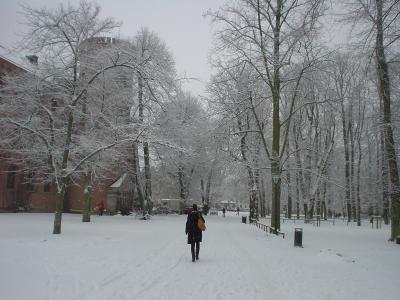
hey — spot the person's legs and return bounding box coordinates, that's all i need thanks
[195,241,200,260]
[191,242,195,262]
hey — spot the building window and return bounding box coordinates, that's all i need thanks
[26,172,34,192]
[6,165,17,189]
[44,182,51,193]
[51,99,57,111]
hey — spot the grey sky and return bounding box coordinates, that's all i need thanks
[0,0,226,96]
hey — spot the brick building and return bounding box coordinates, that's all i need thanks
[0,46,112,212]
[0,46,36,211]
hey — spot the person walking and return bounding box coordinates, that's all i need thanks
[236,207,240,216]
[97,201,105,216]
[222,207,226,217]
[185,204,205,262]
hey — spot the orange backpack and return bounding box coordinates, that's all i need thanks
[197,215,206,231]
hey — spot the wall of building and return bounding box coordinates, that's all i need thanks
[0,160,31,210]
[0,50,117,214]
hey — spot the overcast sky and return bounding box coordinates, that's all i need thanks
[0,0,350,97]
[0,0,226,96]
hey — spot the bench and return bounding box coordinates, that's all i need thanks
[282,217,302,223]
[370,216,382,229]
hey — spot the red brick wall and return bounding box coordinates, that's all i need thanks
[0,56,112,213]
[67,181,109,211]
[0,57,26,81]
[29,192,55,211]
[0,161,41,210]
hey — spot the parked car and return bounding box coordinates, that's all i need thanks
[209,208,218,215]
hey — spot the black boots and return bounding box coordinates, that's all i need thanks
[191,242,200,262]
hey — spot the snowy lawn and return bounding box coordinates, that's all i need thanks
[0,212,399,300]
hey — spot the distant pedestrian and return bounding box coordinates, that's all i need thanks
[222,207,226,217]
[97,201,105,216]
[236,207,240,216]
[185,204,205,262]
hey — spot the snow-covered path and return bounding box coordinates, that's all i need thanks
[0,213,399,300]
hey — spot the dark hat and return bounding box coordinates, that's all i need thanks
[192,204,198,211]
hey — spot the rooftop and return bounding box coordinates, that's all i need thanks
[0,44,34,73]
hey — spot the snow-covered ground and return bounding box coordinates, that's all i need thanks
[0,212,399,300]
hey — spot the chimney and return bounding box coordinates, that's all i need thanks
[26,55,38,65]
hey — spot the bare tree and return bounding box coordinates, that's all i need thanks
[343,0,400,240]
[207,62,265,221]
[129,28,176,212]
[209,0,326,231]
[152,91,213,210]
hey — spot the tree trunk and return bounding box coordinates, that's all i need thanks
[53,101,74,234]
[254,169,260,221]
[322,174,328,220]
[143,141,152,211]
[63,177,70,213]
[304,203,308,222]
[341,101,352,223]
[132,142,145,210]
[237,111,256,221]
[271,160,281,231]
[254,0,282,232]
[286,146,292,219]
[350,122,357,222]
[253,138,262,220]
[53,185,65,234]
[309,199,315,219]
[137,71,149,211]
[380,106,390,224]
[356,90,365,226]
[82,173,92,222]
[205,169,212,205]
[375,133,381,216]
[376,0,400,241]
[178,164,185,203]
[270,0,282,233]
[293,122,304,220]
[201,179,205,206]
[260,176,266,217]
[304,115,312,217]
[53,102,75,234]
[296,175,300,219]
[356,136,362,226]
[322,201,327,220]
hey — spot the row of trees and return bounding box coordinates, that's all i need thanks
[206,0,400,241]
[2,0,400,243]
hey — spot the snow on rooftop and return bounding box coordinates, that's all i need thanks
[109,173,127,188]
[0,44,35,73]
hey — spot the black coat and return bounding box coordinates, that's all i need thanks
[185,211,205,244]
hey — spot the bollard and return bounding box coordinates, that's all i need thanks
[294,228,303,247]
[242,216,246,224]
